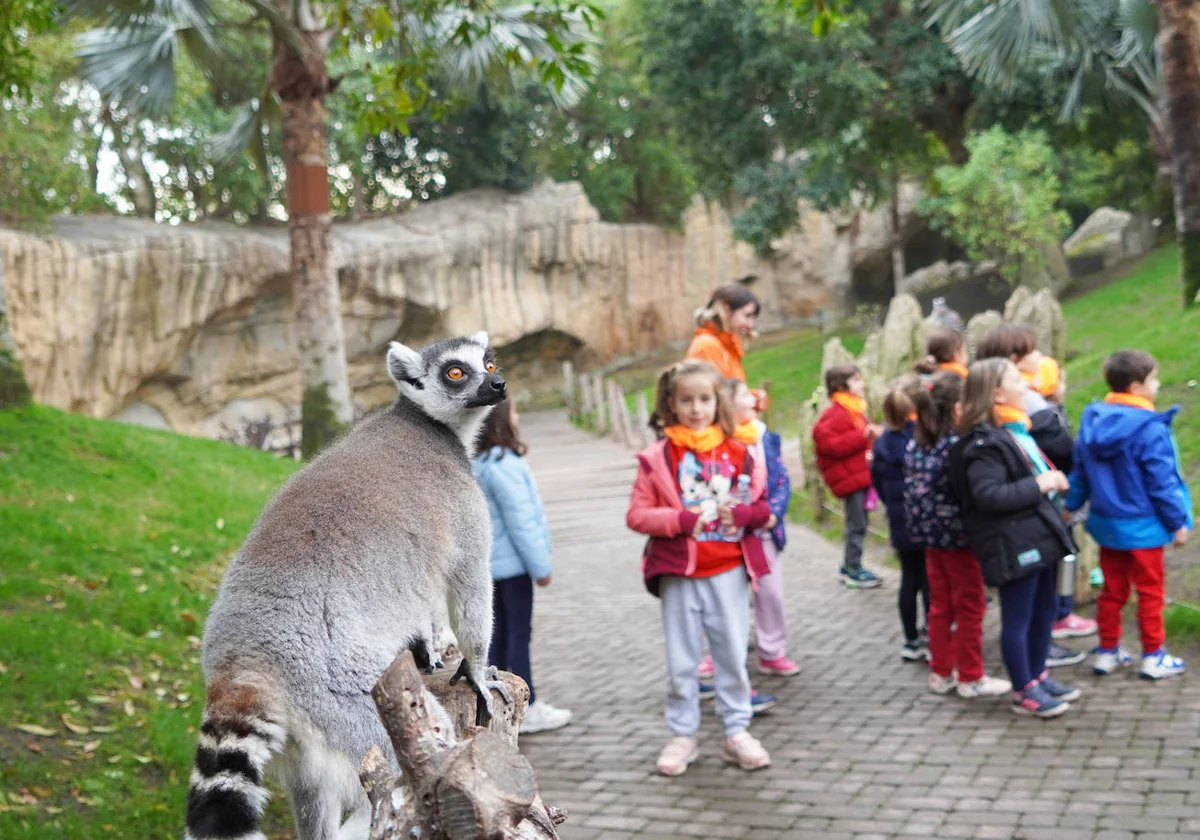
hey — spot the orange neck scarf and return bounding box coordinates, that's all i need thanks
[1105,392,1155,411]
[733,421,760,445]
[663,424,727,453]
[994,404,1031,430]
[939,361,969,378]
[831,392,868,426]
[1020,357,1061,398]
[696,323,745,360]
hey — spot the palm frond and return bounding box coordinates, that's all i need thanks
[209,94,275,164]
[941,0,1084,91]
[77,21,187,116]
[62,0,216,46]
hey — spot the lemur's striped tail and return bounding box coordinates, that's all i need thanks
[184,673,284,840]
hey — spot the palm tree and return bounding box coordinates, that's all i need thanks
[66,0,596,456]
[926,0,1200,306]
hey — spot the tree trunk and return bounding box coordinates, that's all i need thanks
[1157,0,1200,307]
[0,258,32,409]
[270,26,354,459]
[889,183,906,296]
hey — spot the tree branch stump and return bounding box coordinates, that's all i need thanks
[361,651,561,839]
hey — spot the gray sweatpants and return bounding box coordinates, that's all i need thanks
[660,567,753,738]
[843,488,868,570]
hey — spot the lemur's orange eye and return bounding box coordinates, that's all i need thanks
[446,367,465,381]
[485,361,497,373]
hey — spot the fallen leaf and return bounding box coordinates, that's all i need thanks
[216,518,225,530]
[132,755,152,764]
[129,568,144,577]
[86,695,113,705]
[187,636,201,650]
[65,493,75,503]
[107,755,121,764]
[29,786,52,798]
[8,791,37,806]
[171,544,179,554]
[61,715,89,735]
[82,740,101,753]
[45,806,63,815]
[89,725,116,734]
[0,661,8,673]
[123,700,135,717]
[25,741,42,754]
[136,584,149,594]
[179,610,196,624]
[127,674,143,690]
[148,671,161,684]
[176,693,190,703]
[13,723,57,736]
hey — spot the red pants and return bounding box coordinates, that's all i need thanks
[926,548,986,682]
[1097,547,1165,653]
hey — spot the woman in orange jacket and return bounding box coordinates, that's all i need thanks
[685,283,761,383]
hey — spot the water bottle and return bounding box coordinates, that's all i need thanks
[1057,553,1077,598]
[721,475,752,539]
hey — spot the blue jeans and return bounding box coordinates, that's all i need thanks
[998,563,1058,690]
[490,575,535,704]
[1055,594,1074,622]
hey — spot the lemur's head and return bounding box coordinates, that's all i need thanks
[387,333,507,443]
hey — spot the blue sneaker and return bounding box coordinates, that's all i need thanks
[1011,682,1069,718]
[839,566,882,589]
[751,691,777,714]
[1091,645,1133,675]
[698,683,776,714]
[1037,675,1082,703]
[1141,648,1186,680]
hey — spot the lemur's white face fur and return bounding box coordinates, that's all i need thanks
[387,332,506,452]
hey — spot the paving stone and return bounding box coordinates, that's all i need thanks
[512,413,1200,839]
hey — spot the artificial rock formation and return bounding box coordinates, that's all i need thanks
[1,181,914,435]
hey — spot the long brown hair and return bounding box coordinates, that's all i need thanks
[882,373,923,430]
[916,328,967,373]
[478,397,527,458]
[958,358,1012,433]
[914,372,964,447]
[650,360,735,437]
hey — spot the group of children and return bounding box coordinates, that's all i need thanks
[814,324,1192,720]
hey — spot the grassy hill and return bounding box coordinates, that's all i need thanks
[0,406,299,837]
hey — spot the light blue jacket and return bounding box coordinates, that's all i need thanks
[472,446,553,582]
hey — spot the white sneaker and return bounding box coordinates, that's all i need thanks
[928,672,957,695]
[520,701,572,734]
[656,736,699,776]
[1141,649,1186,680]
[956,675,1012,698]
[1092,646,1133,675]
[721,731,771,771]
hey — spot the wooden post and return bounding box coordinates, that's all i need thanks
[561,361,576,418]
[593,376,608,434]
[579,373,594,428]
[635,391,653,448]
[607,381,625,446]
[362,652,565,839]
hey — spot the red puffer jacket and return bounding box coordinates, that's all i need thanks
[812,403,873,499]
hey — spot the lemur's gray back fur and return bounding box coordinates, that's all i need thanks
[185,334,507,840]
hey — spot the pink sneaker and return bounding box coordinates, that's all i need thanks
[1051,613,1098,640]
[697,655,715,679]
[758,655,801,677]
[722,731,770,771]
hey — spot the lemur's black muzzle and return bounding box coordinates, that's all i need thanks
[467,373,507,407]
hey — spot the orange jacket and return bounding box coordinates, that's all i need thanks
[685,324,746,382]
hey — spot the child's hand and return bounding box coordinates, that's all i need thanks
[1174,527,1190,547]
[1035,471,1069,494]
[766,514,778,529]
[866,423,884,439]
[692,516,707,538]
[536,575,552,587]
[717,504,735,528]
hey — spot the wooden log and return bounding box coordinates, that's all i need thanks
[363,652,560,840]
[561,361,576,417]
[635,391,653,448]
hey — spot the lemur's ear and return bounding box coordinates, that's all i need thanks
[469,331,489,350]
[387,342,424,389]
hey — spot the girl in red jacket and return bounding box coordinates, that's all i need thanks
[813,363,884,588]
[627,360,773,777]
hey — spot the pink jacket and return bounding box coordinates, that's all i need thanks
[626,438,772,597]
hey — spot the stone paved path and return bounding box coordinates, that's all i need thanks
[515,412,1200,840]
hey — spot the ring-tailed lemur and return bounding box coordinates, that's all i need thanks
[185,333,510,840]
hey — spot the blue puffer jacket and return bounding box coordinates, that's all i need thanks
[472,446,553,581]
[762,428,791,551]
[1065,402,1194,550]
[871,423,918,551]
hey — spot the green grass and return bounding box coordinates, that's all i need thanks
[0,406,298,838]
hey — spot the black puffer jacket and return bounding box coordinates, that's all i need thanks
[1030,404,1074,475]
[948,424,1076,587]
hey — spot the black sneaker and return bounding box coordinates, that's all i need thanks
[1046,643,1086,668]
[901,639,929,661]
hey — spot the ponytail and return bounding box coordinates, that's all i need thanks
[914,371,964,448]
